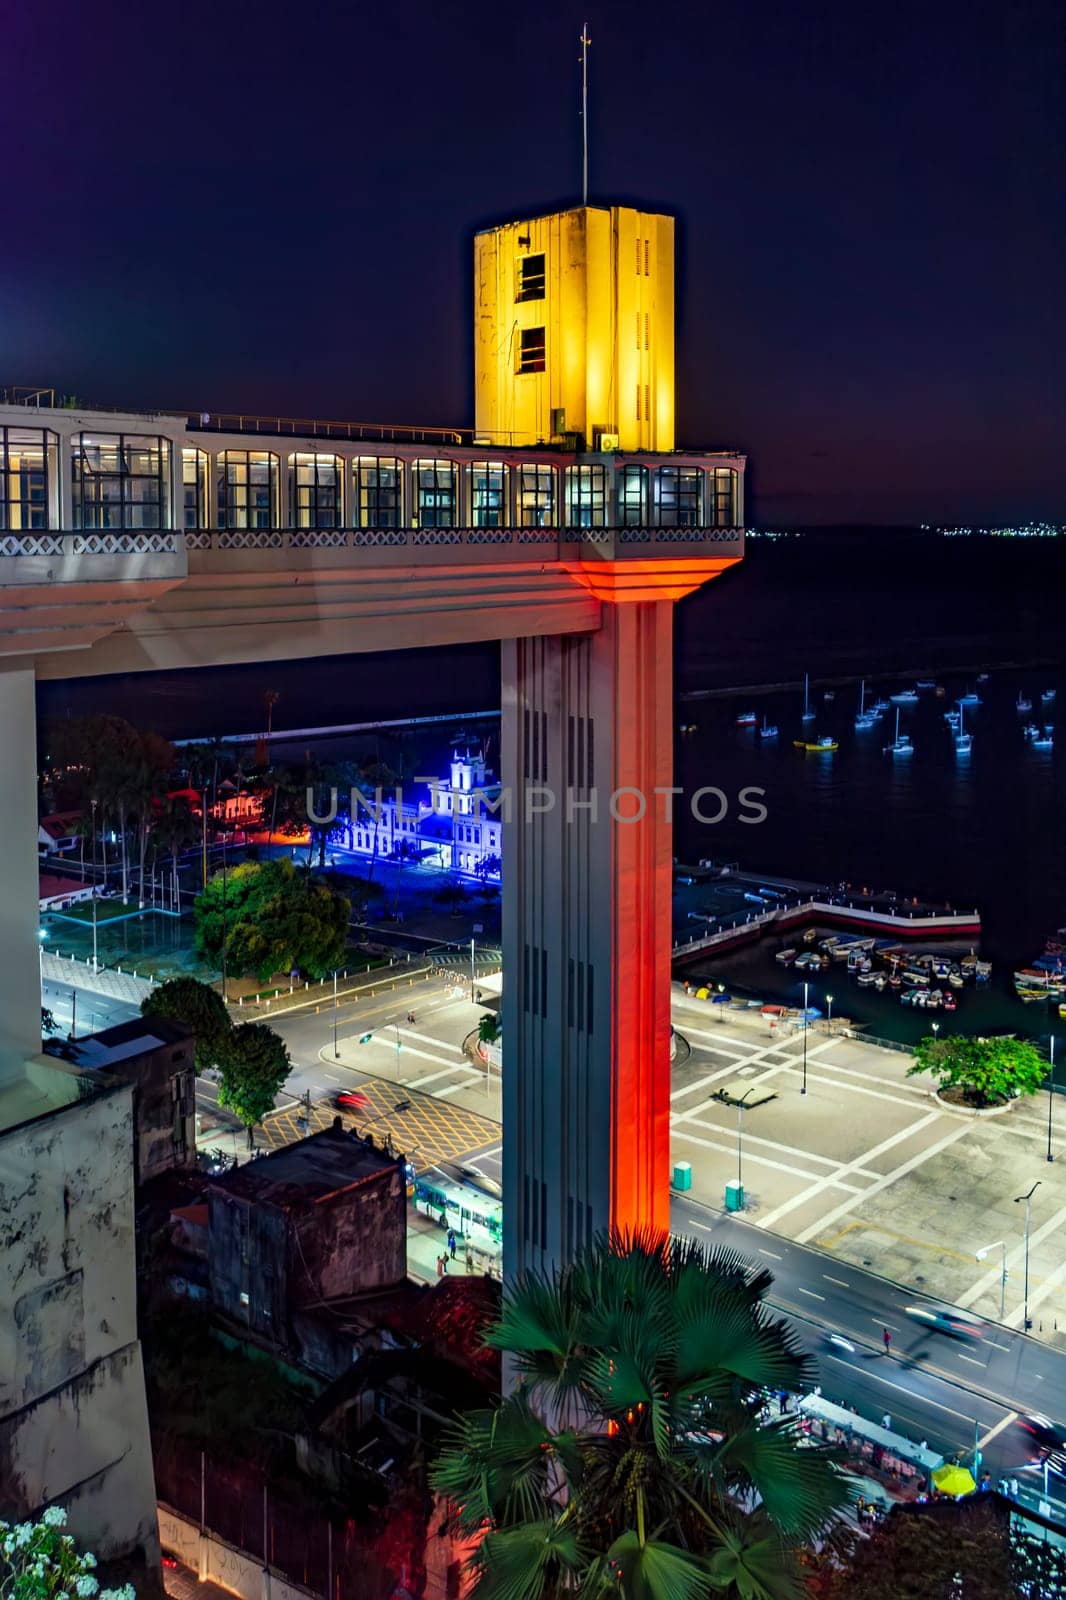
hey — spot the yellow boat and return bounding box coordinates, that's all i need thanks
[794,736,838,753]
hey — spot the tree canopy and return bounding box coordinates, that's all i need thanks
[194,857,350,982]
[907,1035,1048,1107]
[432,1231,850,1600]
[218,1021,291,1135]
[142,976,231,1075]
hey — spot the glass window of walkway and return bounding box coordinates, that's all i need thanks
[517,464,555,527]
[618,463,648,526]
[564,464,606,527]
[710,467,738,527]
[182,448,209,530]
[355,456,402,528]
[0,427,58,530]
[217,450,278,530]
[413,459,457,527]
[656,465,702,526]
[291,454,343,528]
[467,461,508,527]
[72,433,171,530]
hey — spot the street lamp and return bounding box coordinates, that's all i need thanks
[826,993,834,1036]
[470,937,476,1004]
[1014,1181,1041,1332]
[332,969,340,1059]
[976,1240,1008,1321]
[736,1086,757,1204]
[1047,1035,1056,1164]
[716,981,726,1023]
[801,980,809,1094]
[393,1023,403,1080]
[931,1020,940,1040]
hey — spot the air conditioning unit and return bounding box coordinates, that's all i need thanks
[551,407,567,435]
[596,432,620,452]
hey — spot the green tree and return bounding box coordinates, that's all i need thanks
[825,1499,1034,1600]
[41,1007,58,1037]
[194,857,350,982]
[478,1012,501,1046]
[432,1231,849,1600]
[907,1035,1048,1108]
[141,976,231,1075]
[218,1021,291,1145]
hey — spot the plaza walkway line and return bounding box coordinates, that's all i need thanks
[793,1120,974,1245]
[956,1201,1066,1313]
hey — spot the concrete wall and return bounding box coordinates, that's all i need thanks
[158,1507,316,1600]
[291,1164,406,1303]
[0,1071,159,1566]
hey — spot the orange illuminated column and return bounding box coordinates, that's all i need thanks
[501,558,733,1278]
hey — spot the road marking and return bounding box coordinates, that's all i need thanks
[322,1071,340,1082]
[978,1412,1019,1449]
[988,1341,1011,1353]
[957,1354,985,1367]
[793,1119,973,1245]
[797,1287,826,1300]
[759,1248,783,1259]
[872,1319,900,1332]
[823,1275,851,1288]
[691,1221,714,1232]
[821,1355,981,1424]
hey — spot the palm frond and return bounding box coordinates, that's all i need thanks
[704,1524,806,1600]
[697,1421,850,1539]
[591,1528,714,1600]
[474,1520,584,1600]
[431,1395,556,1529]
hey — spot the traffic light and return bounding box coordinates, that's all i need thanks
[359,1032,373,1044]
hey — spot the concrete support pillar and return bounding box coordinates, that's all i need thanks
[0,661,41,1077]
[501,599,674,1279]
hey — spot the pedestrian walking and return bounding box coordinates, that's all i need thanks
[979,1472,992,1493]
[883,1327,892,1355]
[441,1252,449,1274]
[881,1413,892,1431]
[1009,1477,1019,1500]
[778,1390,789,1414]
[436,1255,444,1279]
[447,1229,457,1259]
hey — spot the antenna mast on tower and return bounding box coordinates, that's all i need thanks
[580,23,591,205]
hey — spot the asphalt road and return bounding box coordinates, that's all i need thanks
[42,976,141,1038]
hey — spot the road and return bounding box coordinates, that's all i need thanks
[42,976,141,1038]
[41,973,1066,1502]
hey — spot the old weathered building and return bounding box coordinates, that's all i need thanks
[0,1058,159,1569]
[207,1124,406,1343]
[70,1016,196,1184]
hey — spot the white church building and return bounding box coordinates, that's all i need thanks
[339,746,502,879]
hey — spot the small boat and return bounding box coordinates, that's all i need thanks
[873,973,887,990]
[855,680,878,730]
[744,892,767,904]
[974,960,992,983]
[802,927,819,943]
[957,691,981,707]
[870,697,890,714]
[890,689,919,705]
[794,735,838,752]
[916,680,936,690]
[935,685,947,698]
[801,672,816,723]
[856,972,877,987]
[736,711,758,726]
[888,973,902,988]
[944,710,961,729]
[775,948,798,965]
[948,971,964,989]
[977,672,990,683]
[1033,729,1054,750]
[1023,722,1040,740]
[955,703,972,755]
[1017,693,1033,713]
[759,717,779,739]
[884,706,913,757]
[943,992,957,1011]
[761,1004,786,1015]
[1043,689,1057,703]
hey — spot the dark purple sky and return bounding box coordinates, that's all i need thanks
[4,0,1064,523]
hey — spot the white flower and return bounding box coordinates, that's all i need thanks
[15,1524,34,1547]
[75,1576,99,1596]
[42,1507,68,1529]
[82,1554,97,1569]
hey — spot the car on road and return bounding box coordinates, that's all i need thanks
[903,1303,985,1341]
[333,1089,370,1111]
[1019,1414,1066,1475]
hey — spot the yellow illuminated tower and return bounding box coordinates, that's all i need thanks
[474,205,675,453]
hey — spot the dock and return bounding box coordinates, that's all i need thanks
[672,868,980,963]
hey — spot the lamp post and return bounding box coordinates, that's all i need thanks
[716,981,726,1022]
[1014,1181,1041,1331]
[470,937,476,1003]
[332,969,339,1059]
[91,893,99,973]
[826,992,834,1036]
[737,1086,757,1205]
[801,980,809,1094]
[1047,1035,1056,1164]
[976,1240,1008,1321]
[931,1020,940,1041]
[393,1023,403,1080]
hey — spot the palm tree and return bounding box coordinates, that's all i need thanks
[432,1231,850,1600]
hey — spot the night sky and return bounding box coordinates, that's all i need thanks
[4,0,1064,524]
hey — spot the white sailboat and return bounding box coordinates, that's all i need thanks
[802,672,816,722]
[884,705,913,757]
[954,702,972,755]
[855,679,877,730]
